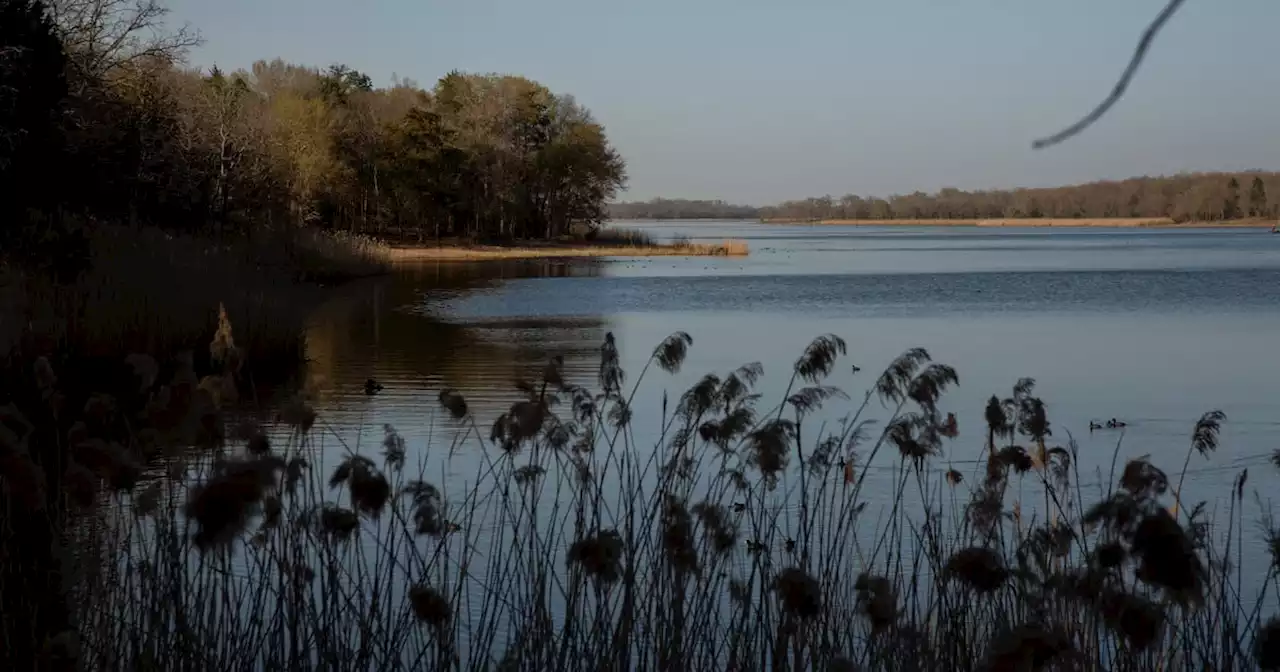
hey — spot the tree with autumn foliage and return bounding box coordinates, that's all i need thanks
[3,0,627,248]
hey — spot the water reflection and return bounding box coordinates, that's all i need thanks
[232,223,1280,662]
[301,259,611,448]
[295,226,1280,503]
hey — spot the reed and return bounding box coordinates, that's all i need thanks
[590,226,659,247]
[3,316,1277,670]
[383,237,750,262]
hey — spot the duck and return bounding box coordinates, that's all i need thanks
[1089,421,1103,431]
[1110,418,1127,428]
[364,378,384,395]
[784,537,796,553]
[731,502,746,513]
[745,539,767,553]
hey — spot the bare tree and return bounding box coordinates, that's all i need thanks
[47,0,200,79]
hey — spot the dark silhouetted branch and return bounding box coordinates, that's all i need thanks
[1032,0,1186,150]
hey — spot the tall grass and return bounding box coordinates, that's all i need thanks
[6,317,1280,670]
[590,226,658,247]
[273,227,396,283]
[381,229,750,260]
[666,233,750,257]
[590,226,750,255]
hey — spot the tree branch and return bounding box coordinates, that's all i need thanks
[1032,0,1186,150]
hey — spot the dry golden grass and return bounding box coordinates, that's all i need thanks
[384,238,749,262]
[281,228,397,280]
[764,217,1278,228]
[712,238,751,256]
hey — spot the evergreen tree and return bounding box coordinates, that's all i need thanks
[1250,176,1268,218]
[1224,177,1241,220]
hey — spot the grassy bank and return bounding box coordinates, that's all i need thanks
[383,229,749,262]
[15,322,1277,670]
[384,241,750,262]
[761,217,1278,228]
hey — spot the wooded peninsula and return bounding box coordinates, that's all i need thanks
[2,0,641,267]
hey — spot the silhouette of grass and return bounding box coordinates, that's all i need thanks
[4,313,1278,670]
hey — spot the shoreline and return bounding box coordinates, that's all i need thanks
[383,240,749,262]
[759,217,1278,228]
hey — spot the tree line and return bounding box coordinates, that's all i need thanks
[757,172,1277,223]
[1,0,627,262]
[608,198,758,220]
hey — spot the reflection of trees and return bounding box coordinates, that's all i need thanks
[375,258,605,291]
[302,260,609,405]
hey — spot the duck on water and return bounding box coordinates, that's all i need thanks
[1090,418,1127,431]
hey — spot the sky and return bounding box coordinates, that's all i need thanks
[166,0,1278,206]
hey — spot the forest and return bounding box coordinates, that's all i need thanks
[756,172,1279,223]
[608,173,1278,224]
[1,0,627,263]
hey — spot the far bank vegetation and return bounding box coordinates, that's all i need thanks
[612,173,1280,225]
[759,172,1279,224]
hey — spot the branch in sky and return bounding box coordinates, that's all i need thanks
[1032,0,1187,150]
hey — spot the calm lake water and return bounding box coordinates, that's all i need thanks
[259,221,1280,661]
[300,222,1280,505]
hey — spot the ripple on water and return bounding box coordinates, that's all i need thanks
[279,222,1280,614]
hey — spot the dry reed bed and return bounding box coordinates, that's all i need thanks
[7,315,1280,669]
[383,240,749,262]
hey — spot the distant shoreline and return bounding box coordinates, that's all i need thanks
[383,239,749,262]
[758,217,1278,228]
[608,217,756,223]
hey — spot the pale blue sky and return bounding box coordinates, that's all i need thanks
[167,0,1277,205]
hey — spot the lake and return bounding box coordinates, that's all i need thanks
[107,221,1280,668]
[300,222,1280,516]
